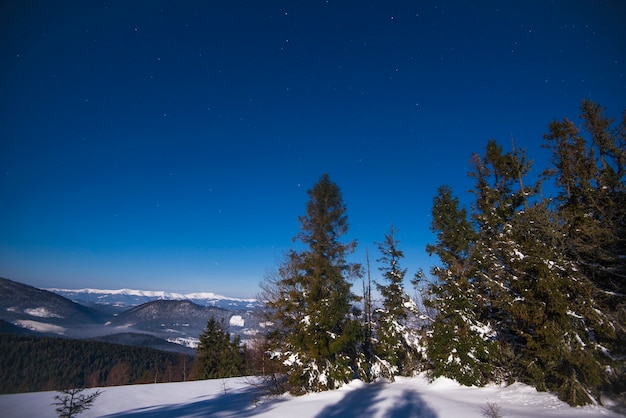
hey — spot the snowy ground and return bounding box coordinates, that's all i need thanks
[1,375,623,418]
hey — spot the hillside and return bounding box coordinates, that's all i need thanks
[106,299,262,347]
[0,334,192,394]
[108,300,230,327]
[0,319,37,336]
[90,332,195,355]
[0,278,264,351]
[0,277,106,334]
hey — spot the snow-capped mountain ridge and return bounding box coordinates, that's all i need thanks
[46,287,256,303]
[0,278,263,352]
[46,287,261,312]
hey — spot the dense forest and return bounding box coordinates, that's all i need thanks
[261,100,625,406]
[0,334,193,394]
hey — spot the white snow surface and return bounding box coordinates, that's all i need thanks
[24,307,62,318]
[230,315,245,327]
[1,375,622,418]
[13,320,65,335]
[166,337,200,349]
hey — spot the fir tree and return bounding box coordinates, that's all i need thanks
[502,201,608,405]
[373,226,420,378]
[425,185,497,386]
[468,140,535,341]
[541,100,625,401]
[195,317,244,379]
[468,138,614,405]
[422,102,624,405]
[543,100,625,310]
[263,174,363,394]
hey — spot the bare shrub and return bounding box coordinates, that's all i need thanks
[52,388,103,418]
[480,401,503,418]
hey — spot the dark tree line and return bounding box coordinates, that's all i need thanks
[0,334,193,394]
[2,318,251,395]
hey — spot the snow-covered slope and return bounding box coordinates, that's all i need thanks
[104,299,262,347]
[0,278,106,335]
[0,375,622,418]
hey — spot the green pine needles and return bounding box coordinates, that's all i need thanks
[373,226,422,379]
[196,317,245,379]
[424,100,624,405]
[262,174,363,394]
[260,100,624,407]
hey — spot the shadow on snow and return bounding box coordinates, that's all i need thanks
[100,380,437,418]
[101,384,285,418]
[315,381,438,418]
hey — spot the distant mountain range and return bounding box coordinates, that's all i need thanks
[0,278,265,354]
[104,299,263,350]
[47,287,261,311]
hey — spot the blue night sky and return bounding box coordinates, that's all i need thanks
[1,1,625,298]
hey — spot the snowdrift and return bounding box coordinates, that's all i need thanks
[1,374,623,417]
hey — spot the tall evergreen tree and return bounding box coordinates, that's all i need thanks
[542,100,625,399]
[544,100,625,303]
[263,174,363,394]
[468,138,613,405]
[425,185,497,386]
[503,201,609,405]
[423,102,624,405]
[373,226,420,378]
[468,140,535,338]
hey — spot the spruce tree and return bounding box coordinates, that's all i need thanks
[373,226,420,379]
[543,100,625,310]
[423,103,624,405]
[196,317,244,379]
[542,100,625,400]
[469,138,613,405]
[263,174,363,394]
[468,140,535,339]
[425,185,497,386]
[504,201,609,405]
